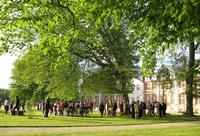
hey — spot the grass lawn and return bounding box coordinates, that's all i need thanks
[0,109,200,127]
[1,125,200,136]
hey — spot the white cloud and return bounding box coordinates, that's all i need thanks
[0,54,17,89]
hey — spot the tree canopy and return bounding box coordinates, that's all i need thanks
[1,0,200,115]
[9,47,81,101]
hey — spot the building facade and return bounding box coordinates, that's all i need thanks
[128,78,145,102]
[133,77,200,114]
[90,77,200,114]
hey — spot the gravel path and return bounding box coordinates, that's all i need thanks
[0,121,200,133]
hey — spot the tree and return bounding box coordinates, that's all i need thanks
[70,25,140,102]
[81,69,120,95]
[171,47,200,99]
[10,47,81,101]
[0,1,141,102]
[46,59,81,101]
[0,0,76,52]
[157,65,172,102]
[9,48,52,101]
[0,88,9,102]
[126,0,200,116]
[90,0,200,115]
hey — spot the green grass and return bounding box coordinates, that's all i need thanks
[1,125,200,136]
[0,109,200,127]
[1,109,200,136]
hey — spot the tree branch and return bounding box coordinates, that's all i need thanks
[194,43,199,50]
[56,0,75,29]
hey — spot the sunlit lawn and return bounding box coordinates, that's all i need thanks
[0,109,200,127]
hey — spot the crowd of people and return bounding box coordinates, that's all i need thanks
[39,97,167,119]
[38,96,94,117]
[2,96,25,116]
[99,100,167,119]
[1,96,167,119]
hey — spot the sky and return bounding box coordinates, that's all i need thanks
[0,54,17,89]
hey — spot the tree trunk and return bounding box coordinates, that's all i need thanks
[123,93,129,103]
[163,88,165,103]
[185,41,195,116]
[121,75,129,103]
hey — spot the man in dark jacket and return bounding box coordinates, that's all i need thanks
[44,96,50,117]
[112,101,118,116]
[99,101,105,117]
[163,102,167,117]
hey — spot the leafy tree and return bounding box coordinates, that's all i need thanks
[2,1,200,112]
[0,0,76,52]
[81,69,119,95]
[9,48,51,101]
[0,88,9,102]
[172,48,200,99]
[46,60,81,101]
[91,0,200,115]
[70,24,140,102]
[126,0,200,116]
[0,1,140,102]
[157,65,173,102]
[10,48,81,101]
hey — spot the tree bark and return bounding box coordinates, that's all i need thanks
[185,40,195,116]
[121,75,129,103]
[123,93,129,103]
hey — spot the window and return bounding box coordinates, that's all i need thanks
[145,82,150,89]
[136,84,140,91]
[152,94,157,102]
[179,93,185,104]
[145,94,150,102]
[152,82,157,89]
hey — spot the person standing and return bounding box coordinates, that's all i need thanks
[141,102,146,118]
[99,101,105,117]
[44,96,50,117]
[119,101,124,116]
[89,101,94,113]
[131,101,135,118]
[134,100,139,119]
[163,102,167,117]
[13,96,20,116]
[146,102,151,117]
[154,101,159,118]
[4,99,9,114]
[125,102,130,117]
[112,100,118,117]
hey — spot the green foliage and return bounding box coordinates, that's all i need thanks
[81,69,119,95]
[0,0,140,100]
[10,47,81,101]
[157,65,173,92]
[3,0,200,105]
[0,88,9,102]
[70,21,140,98]
[47,61,81,100]
[25,99,33,119]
